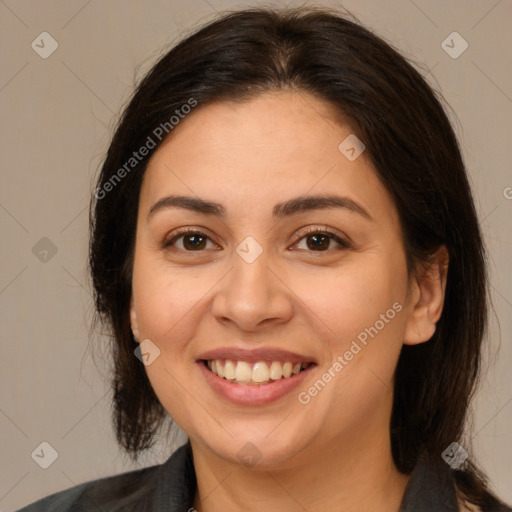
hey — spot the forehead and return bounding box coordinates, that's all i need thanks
[154,91,349,162]
[140,91,399,226]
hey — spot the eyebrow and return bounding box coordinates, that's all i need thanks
[148,194,373,222]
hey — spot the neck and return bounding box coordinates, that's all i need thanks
[190,424,410,512]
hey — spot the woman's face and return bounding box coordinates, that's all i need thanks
[130,91,422,467]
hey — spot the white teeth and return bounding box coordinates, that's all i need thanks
[269,361,283,380]
[235,361,252,382]
[252,362,270,383]
[216,360,225,378]
[207,359,309,385]
[224,360,236,380]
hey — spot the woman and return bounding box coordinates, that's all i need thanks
[18,6,511,512]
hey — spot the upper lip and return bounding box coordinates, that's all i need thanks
[197,347,316,364]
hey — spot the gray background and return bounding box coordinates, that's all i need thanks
[1,0,511,510]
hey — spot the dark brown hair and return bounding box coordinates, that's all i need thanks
[89,6,508,508]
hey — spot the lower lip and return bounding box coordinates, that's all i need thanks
[198,361,315,406]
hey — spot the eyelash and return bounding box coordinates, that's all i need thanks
[162,226,351,253]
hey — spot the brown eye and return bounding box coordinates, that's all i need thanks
[181,233,208,250]
[305,233,331,251]
[163,230,217,251]
[292,228,351,252]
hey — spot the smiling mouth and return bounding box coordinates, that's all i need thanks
[203,359,313,386]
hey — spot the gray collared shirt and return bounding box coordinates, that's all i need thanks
[15,441,508,511]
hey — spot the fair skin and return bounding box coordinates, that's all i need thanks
[129,91,448,511]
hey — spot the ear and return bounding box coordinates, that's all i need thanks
[129,296,141,343]
[403,245,449,346]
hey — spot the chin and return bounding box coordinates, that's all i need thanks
[200,429,314,469]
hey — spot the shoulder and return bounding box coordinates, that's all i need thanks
[458,497,482,512]
[400,454,512,512]
[16,442,196,512]
[15,462,161,512]
[457,496,512,512]
[454,478,512,512]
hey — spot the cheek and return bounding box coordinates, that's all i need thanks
[300,272,406,427]
[301,254,407,402]
[131,257,208,429]
[296,257,405,346]
[131,254,207,350]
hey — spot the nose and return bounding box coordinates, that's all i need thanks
[211,247,294,332]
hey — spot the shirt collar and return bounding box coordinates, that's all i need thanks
[398,454,459,511]
[157,440,197,512]
[156,442,459,511]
